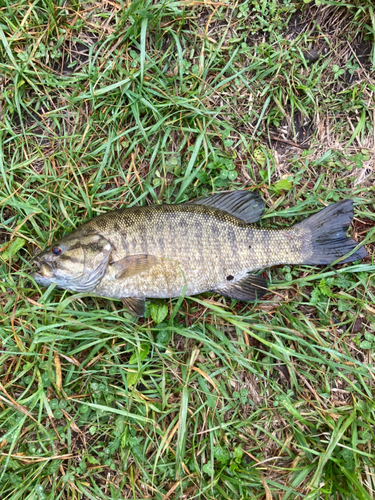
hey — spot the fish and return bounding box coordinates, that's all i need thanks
[31,190,367,316]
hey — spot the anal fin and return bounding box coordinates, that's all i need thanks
[214,274,268,301]
[121,297,145,316]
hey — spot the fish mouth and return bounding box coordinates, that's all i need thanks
[30,271,53,287]
[32,260,55,280]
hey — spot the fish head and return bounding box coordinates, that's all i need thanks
[31,231,112,292]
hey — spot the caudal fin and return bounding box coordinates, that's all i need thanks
[295,200,366,265]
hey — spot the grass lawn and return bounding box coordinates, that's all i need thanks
[1,0,375,498]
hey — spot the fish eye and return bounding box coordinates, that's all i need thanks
[52,247,62,256]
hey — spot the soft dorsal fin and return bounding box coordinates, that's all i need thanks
[110,254,159,279]
[214,274,268,301]
[188,190,264,223]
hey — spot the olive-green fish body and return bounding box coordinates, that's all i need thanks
[86,205,303,299]
[32,191,366,316]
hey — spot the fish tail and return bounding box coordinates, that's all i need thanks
[295,200,367,265]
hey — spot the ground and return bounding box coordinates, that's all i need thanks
[0,0,375,499]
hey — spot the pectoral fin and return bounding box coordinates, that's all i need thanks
[214,274,268,301]
[121,297,146,316]
[110,254,159,279]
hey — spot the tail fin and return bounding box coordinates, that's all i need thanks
[295,200,367,265]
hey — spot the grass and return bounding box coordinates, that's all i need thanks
[0,0,374,498]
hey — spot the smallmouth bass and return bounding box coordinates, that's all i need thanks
[32,191,367,316]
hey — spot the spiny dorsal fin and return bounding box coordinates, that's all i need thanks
[121,297,145,316]
[188,190,264,223]
[214,273,268,301]
[110,254,159,279]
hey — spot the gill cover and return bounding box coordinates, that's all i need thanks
[63,233,112,292]
[34,232,112,293]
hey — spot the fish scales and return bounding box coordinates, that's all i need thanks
[31,190,367,316]
[45,205,305,298]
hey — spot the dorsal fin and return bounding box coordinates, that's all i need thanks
[188,190,264,223]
